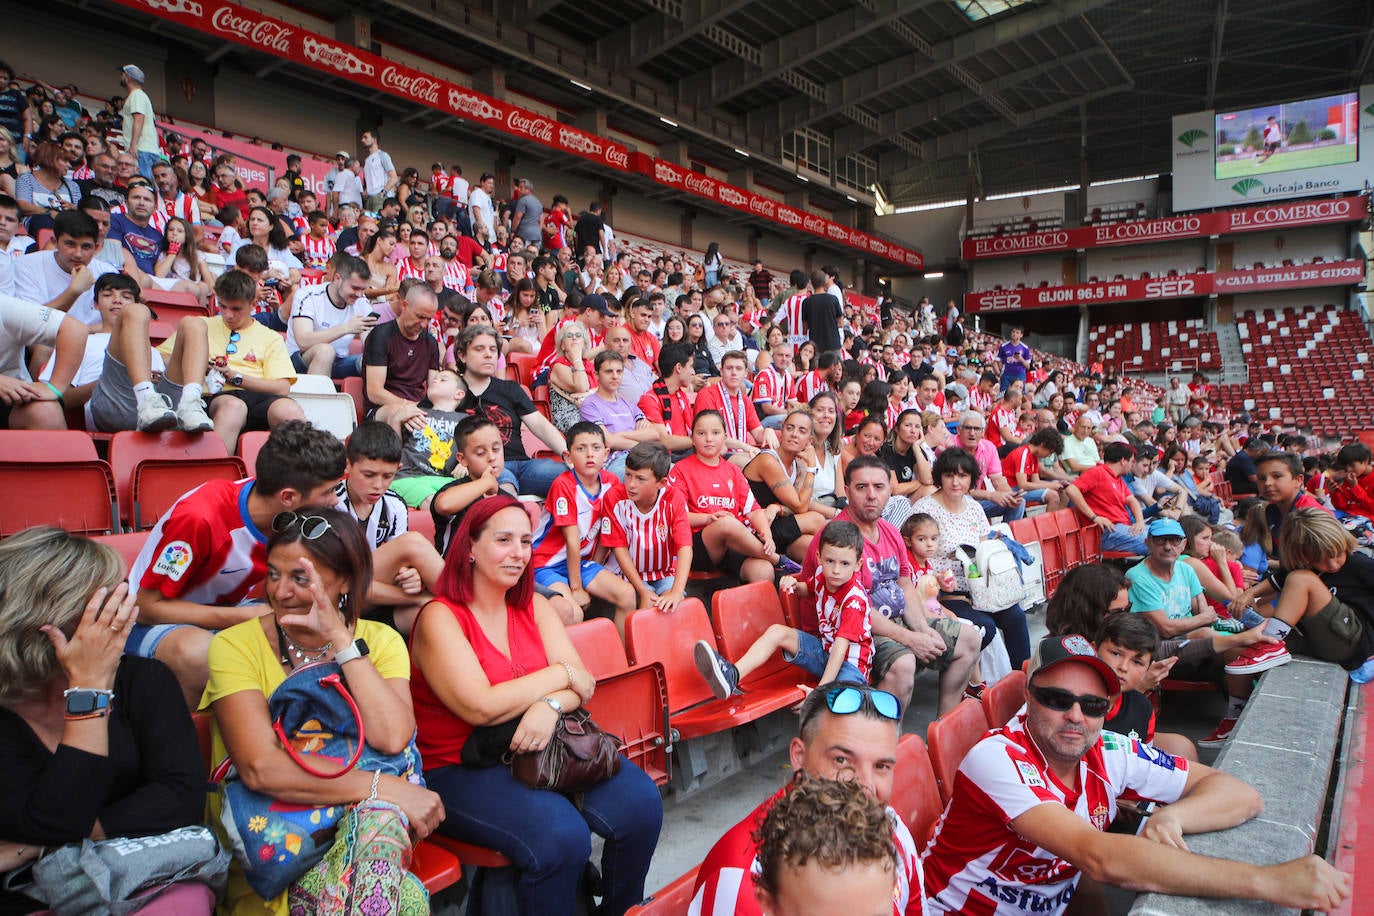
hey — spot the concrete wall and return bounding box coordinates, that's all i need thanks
[876,206,965,268]
[1083,241,1209,279]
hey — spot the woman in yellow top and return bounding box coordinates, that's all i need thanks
[201,508,444,914]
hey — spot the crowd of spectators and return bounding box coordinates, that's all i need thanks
[0,57,1368,916]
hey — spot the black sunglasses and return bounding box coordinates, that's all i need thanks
[1028,684,1111,718]
[272,511,332,540]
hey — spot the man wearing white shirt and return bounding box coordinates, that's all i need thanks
[286,255,376,378]
[361,130,398,211]
[335,158,365,211]
[468,172,496,241]
[14,211,115,326]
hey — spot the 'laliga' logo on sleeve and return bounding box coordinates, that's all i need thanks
[1015,760,1045,788]
[555,497,569,516]
[153,541,193,581]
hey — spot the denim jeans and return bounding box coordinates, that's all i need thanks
[946,597,1031,669]
[427,759,662,915]
[136,151,162,181]
[979,497,1026,523]
[499,457,569,498]
[1102,522,1149,555]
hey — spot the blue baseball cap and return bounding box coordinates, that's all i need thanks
[1147,518,1185,539]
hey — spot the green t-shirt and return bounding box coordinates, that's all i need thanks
[1126,561,1202,620]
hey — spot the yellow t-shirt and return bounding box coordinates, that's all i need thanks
[200,616,410,916]
[158,317,295,391]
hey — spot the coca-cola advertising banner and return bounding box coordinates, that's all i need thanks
[965,259,1365,312]
[115,0,922,269]
[961,195,1368,261]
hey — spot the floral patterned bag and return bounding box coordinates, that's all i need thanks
[286,800,428,916]
[211,661,425,899]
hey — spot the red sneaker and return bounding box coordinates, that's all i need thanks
[1224,642,1292,675]
[1197,716,1238,749]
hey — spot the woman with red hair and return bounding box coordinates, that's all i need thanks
[409,495,662,915]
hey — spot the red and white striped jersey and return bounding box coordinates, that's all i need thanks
[149,193,202,233]
[967,387,994,415]
[71,165,93,181]
[129,478,267,608]
[922,714,1188,916]
[773,292,808,343]
[443,258,469,291]
[751,363,793,410]
[301,234,336,272]
[689,785,922,916]
[794,370,829,404]
[396,257,427,284]
[806,567,874,677]
[530,470,617,568]
[601,483,692,582]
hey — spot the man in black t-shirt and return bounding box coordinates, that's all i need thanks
[363,285,440,432]
[454,323,567,497]
[800,268,842,354]
[574,202,605,263]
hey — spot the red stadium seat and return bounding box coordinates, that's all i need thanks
[890,734,945,852]
[712,582,814,694]
[626,866,699,915]
[780,586,818,634]
[0,460,118,537]
[1052,510,1084,570]
[406,509,436,547]
[1032,513,1065,598]
[130,458,247,530]
[237,431,270,475]
[108,431,236,530]
[341,377,365,425]
[926,698,990,804]
[508,352,539,388]
[980,670,1027,728]
[567,617,632,678]
[142,288,210,324]
[0,429,99,462]
[624,598,802,741]
[425,833,513,869]
[92,531,150,571]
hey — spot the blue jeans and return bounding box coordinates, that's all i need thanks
[1102,523,1148,555]
[947,597,1031,669]
[979,497,1026,522]
[427,759,662,915]
[785,630,866,685]
[136,151,162,180]
[499,457,569,498]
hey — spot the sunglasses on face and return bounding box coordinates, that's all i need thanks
[224,330,241,355]
[272,511,332,540]
[1028,684,1111,718]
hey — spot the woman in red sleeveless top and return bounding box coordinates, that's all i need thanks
[409,495,662,915]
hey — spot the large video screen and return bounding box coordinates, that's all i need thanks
[1214,92,1359,179]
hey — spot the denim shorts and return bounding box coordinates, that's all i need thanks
[124,622,196,658]
[784,630,867,685]
[533,557,613,590]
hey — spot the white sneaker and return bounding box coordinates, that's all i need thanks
[136,393,178,432]
[176,397,214,433]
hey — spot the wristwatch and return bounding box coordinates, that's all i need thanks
[333,638,370,665]
[540,696,563,714]
[64,688,114,717]
[231,373,244,388]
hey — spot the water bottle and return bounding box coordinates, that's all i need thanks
[1350,656,1374,685]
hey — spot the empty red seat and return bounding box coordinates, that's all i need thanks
[626,866,700,915]
[625,598,802,741]
[236,431,269,474]
[927,699,990,804]
[92,531,150,571]
[890,733,945,852]
[712,582,813,696]
[980,670,1027,728]
[109,431,242,530]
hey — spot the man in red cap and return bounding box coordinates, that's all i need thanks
[921,634,1350,915]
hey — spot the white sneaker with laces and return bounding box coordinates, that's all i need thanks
[176,397,214,433]
[136,393,178,432]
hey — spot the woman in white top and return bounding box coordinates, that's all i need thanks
[805,391,844,516]
[910,447,1031,669]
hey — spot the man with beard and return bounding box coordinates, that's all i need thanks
[921,634,1349,915]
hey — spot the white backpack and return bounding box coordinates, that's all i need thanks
[961,532,1027,612]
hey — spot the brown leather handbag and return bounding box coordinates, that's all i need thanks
[508,709,623,792]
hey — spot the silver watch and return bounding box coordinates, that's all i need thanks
[540,696,563,714]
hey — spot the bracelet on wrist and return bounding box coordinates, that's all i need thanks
[559,661,576,691]
[367,769,382,802]
[43,381,64,403]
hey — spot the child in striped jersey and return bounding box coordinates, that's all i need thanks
[693,520,873,698]
[603,443,693,633]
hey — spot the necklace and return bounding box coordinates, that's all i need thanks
[274,619,332,667]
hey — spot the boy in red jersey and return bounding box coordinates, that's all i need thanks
[603,442,693,631]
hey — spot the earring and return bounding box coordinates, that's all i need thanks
[337,593,348,611]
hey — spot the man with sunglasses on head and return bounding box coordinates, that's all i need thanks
[690,682,924,916]
[922,634,1350,915]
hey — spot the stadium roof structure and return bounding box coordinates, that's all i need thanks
[71,0,1374,218]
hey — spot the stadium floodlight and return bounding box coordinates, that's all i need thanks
[659,117,678,128]
[733,148,750,157]
[925,272,945,279]
[569,79,593,92]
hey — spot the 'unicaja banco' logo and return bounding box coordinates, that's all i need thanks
[1177,128,1208,148]
[1231,178,1263,196]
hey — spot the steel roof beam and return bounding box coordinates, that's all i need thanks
[599,0,759,71]
[1205,0,1229,109]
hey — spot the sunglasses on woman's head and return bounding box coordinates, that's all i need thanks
[1028,684,1111,718]
[272,511,332,540]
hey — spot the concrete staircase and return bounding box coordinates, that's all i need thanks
[1213,321,1248,385]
